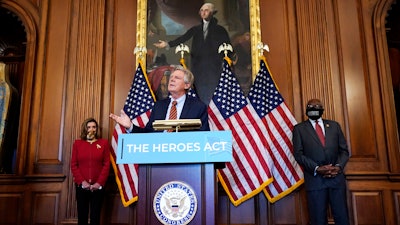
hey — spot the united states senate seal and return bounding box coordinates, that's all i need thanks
[153,181,197,225]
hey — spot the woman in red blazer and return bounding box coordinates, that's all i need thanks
[71,118,110,225]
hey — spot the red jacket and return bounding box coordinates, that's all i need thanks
[71,139,110,186]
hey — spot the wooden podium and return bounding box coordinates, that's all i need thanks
[116,130,232,225]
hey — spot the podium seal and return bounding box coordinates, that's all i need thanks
[153,181,197,225]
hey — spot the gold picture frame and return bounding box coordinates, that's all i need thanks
[136,0,261,99]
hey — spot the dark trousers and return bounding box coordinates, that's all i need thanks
[75,186,105,225]
[306,187,350,225]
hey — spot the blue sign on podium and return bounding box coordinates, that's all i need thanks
[116,131,233,164]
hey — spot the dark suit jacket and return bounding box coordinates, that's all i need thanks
[292,119,350,191]
[132,95,210,133]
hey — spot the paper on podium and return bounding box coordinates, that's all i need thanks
[153,119,201,131]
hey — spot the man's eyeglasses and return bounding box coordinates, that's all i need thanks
[307,104,324,109]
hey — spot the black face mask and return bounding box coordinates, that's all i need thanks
[306,106,324,120]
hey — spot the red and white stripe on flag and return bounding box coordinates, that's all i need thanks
[247,57,304,203]
[110,61,155,207]
[208,59,274,206]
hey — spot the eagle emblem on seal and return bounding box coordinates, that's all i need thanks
[163,196,187,217]
[153,181,197,225]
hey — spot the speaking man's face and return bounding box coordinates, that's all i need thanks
[168,70,190,97]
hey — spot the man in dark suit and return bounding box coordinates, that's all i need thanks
[154,3,231,104]
[109,65,209,132]
[292,98,350,225]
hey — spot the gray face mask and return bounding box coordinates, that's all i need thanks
[306,106,324,120]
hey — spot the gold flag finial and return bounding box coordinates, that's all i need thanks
[218,43,233,58]
[257,42,269,56]
[134,46,147,59]
[175,44,190,59]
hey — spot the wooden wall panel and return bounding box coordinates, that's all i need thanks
[259,0,297,114]
[352,191,385,224]
[112,0,137,113]
[35,0,69,174]
[270,192,303,225]
[348,180,400,225]
[0,193,23,225]
[336,0,389,173]
[32,192,60,224]
[63,0,107,143]
[336,0,377,160]
[294,0,344,124]
[394,191,400,224]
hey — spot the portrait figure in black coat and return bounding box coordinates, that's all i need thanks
[153,3,231,104]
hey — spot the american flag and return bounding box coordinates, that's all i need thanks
[187,87,198,98]
[110,61,155,207]
[208,59,274,206]
[247,57,304,203]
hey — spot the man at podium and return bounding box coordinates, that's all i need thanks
[110,66,209,132]
[110,66,223,225]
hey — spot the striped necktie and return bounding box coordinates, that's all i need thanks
[169,100,177,120]
[167,101,177,132]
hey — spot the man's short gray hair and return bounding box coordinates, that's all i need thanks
[173,65,194,86]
